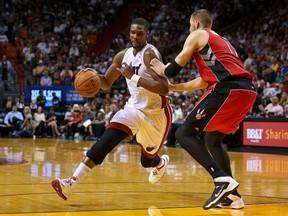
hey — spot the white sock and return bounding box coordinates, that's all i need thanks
[72,162,91,182]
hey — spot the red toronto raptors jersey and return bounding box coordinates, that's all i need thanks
[193,28,255,85]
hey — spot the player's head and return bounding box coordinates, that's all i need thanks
[190,9,212,32]
[130,18,149,49]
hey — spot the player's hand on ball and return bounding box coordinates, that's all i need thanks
[116,63,134,79]
[74,68,101,97]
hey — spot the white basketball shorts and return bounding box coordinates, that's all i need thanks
[107,105,172,158]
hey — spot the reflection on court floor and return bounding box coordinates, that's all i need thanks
[0,138,288,216]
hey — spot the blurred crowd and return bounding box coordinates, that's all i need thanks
[0,0,287,140]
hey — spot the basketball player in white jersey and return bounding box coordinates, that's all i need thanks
[51,18,172,201]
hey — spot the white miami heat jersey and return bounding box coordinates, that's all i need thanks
[122,43,167,113]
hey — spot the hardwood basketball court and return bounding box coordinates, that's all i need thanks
[0,138,287,216]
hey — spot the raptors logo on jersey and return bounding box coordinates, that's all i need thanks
[195,108,206,120]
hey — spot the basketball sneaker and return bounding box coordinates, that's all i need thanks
[149,155,169,183]
[51,177,76,201]
[203,176,239,210]
[215,194,244,209]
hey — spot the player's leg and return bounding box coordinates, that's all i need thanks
[51,106,139,200]
[145,153,170,184]
[205,131,231,176]
[137,105,172,183]
[205,131,244,209]
[51,128,128,200]
[141,152,161,168]
[175,91,239,209]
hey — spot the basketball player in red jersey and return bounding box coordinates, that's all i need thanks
[51,18,172,200]
[151,9,256,210]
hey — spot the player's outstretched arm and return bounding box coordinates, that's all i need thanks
[169,77,208,92]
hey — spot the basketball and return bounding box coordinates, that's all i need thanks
[74,68,101,98]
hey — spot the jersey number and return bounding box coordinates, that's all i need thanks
[133,64,141,75]
[223,37,238,57]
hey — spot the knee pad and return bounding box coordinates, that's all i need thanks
[86,128,128,165]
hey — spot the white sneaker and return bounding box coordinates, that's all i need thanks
[215,194,244,209]
[149,155,169,183]
[203,176,239,210]
[51,177,76,200]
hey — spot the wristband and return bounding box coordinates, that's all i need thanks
[131,74,141,85]
[164,60,183,78]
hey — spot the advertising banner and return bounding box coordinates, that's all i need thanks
[26,86,86,106]
[242,121,288,148]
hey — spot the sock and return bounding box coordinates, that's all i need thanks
[206,162,227,179]
[72,162,91,182]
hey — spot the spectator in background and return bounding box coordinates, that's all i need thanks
[36,90,46,108]
[263,83,282,103]
[34,106,46,137]
[280,60,288,76]
[14,96,25,111]
[19,95,26,109]
[5,96,13,112]
[52,92,60,108]
[46,107,60,137]
[279,91,288,107]
[92,110,106,139]
[104,104,112,126]
[60,104,83,138]
[275,71,284,83]
[52,71,61,86]
[165,104,185,147]
[82,105,96,140]
[108,103,118,123]
[284,104,288,118]
[40,71,52,86]
[60,65,73,86]
[33,60,46,84]
[282,73,288,93]
[17,106,35,138]
[69,43,79,57]
[173,104,184,123]
[0,55,14,83]
[4,105,23,131]
[251,87,267,117]
[29,101,37,114]
[0,30,9,44]
[265,96,284,117]
[84,98,96,111]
